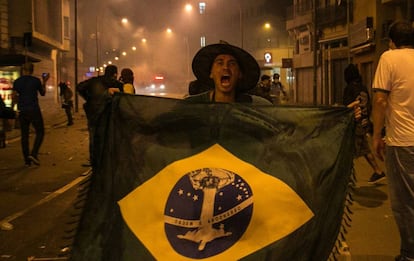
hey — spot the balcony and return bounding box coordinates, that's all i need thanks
[316,2,352,27]
[8,0,69,52]
[286,4,313,31]
[286,1,352,31]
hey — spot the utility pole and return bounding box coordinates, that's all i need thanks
[312,0,318,105]
[347,0,350,64]
[239,1,243,48]
[74,0,79,112]
[95,16,100,76]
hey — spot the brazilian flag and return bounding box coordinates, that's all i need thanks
[70,93,355,261]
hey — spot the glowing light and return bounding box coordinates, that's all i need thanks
[184,4,193,12]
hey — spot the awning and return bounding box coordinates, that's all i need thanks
[0,54,41,66]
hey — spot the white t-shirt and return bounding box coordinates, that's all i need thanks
[372,48,414,146]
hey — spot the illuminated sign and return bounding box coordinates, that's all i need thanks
[264,52,272,65]
[0,68,20,107]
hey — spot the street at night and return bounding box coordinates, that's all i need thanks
[1,0,413,260]
[0,101,90,260]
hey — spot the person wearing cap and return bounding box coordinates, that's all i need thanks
[185,42,272,104]
[270,73,287,104]
[249,74,273,103]
[13,62,49,166]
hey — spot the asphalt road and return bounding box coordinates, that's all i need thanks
[0,109,90,260]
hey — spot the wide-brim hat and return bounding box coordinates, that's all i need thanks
[192,43,260,92]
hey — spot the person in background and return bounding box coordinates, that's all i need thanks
[119,68,135,94]
[188,79,212,96]
[343,63,385,184]
[271,73,287,104]
[249,74,273,103]
[77,64,123,167]
[372,21,414,261]
[59,81,74,126]
[185,42,272,104]
[0,96,7,148]
[12,62,48,166]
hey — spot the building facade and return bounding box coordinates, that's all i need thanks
[0,0,75,108]
[286,0,414,105]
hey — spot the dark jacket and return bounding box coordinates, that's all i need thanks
[77,76,122,123]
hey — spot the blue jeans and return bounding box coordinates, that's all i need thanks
[19,109,44,163]
[386,146,414,259]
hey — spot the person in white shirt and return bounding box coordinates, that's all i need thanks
[372,20,414,261]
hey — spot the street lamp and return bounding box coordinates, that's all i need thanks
[185,3,193,12]
[184,4,193,83]
[239,2,244,48]
[90,16,101,75]
[263,22,273,48]
[74,0,79,112]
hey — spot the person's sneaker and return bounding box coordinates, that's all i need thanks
[81,162,92,167]
[394,255,414,261]
[28,155,40,166]
[368,172,386,184]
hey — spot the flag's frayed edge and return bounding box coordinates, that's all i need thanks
[327,166,356,261]
[61,169,93,258]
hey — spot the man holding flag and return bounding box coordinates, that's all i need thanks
[70,42,358,261]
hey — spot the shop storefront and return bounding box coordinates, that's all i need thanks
[0,54,41,146]
[0,66,20,109]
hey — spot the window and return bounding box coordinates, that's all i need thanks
[199,2,206,14]
[64,16,70,39]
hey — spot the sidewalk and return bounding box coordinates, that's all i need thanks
[343,155,399,261]
[0,97,90,218]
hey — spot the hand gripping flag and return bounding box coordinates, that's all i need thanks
[70,94,355,261]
